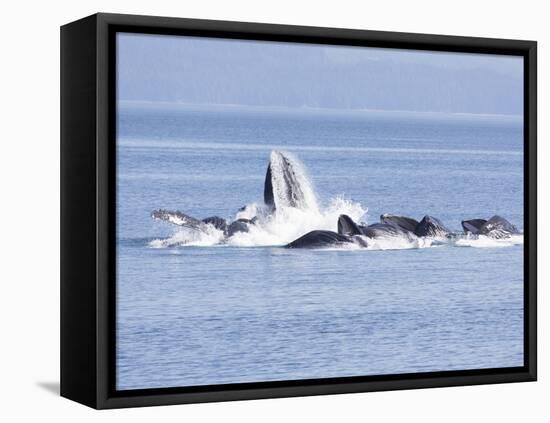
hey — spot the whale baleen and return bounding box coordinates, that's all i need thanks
[264,151,318,212]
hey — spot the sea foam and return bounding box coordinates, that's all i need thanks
[149,150,523,251]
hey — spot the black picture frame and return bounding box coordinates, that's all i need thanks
[60,12,537,409]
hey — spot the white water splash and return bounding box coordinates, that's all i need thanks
[149,194,367,249]
[149,149,369,248]
[235,203,259,220]
[228,196,366,247]
[364,235,434,251]
[149,225,225,248]
[148,149,523,251]
[454,233,524,248]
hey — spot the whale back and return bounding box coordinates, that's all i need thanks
[286,230,352,248]
[264,151,318,212]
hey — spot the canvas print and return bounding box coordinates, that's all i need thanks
[116,33,524,390]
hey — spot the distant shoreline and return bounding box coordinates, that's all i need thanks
[118,99,523,120]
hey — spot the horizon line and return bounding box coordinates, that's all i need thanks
[117,99,523,119]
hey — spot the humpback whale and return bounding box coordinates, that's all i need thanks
[414,215,451,238]
[264,151,317,212]
[285,214,417,249]
[461,216,519,238]
[151,209,256,238]
[379,214,450,238]
[151,209,206,228]
[287,221,370,248]
[152,151,314,242]
[361,222,416,240]
[337,214,364,236]
[480,215,519,238]
[340,215,417,241]
[380,214,419,233]
[461,219,487,235]
[286,230,356,249]
[376,214,518,239]
[338,214,415,240]
[462,215,520,239]
[151,150,521,249]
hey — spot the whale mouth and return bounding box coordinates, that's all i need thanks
[264,151,319,213]
[149,150,523,250]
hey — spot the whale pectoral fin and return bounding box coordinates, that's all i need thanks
[151,209,206,229]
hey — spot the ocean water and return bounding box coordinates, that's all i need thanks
[116,102,524,390]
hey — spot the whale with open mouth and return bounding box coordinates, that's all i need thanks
[152,150,313,240]
[151,150,521,249]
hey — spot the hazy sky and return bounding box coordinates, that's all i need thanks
[117,33,523,115]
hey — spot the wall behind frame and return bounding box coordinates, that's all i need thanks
[1,0,547,422]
